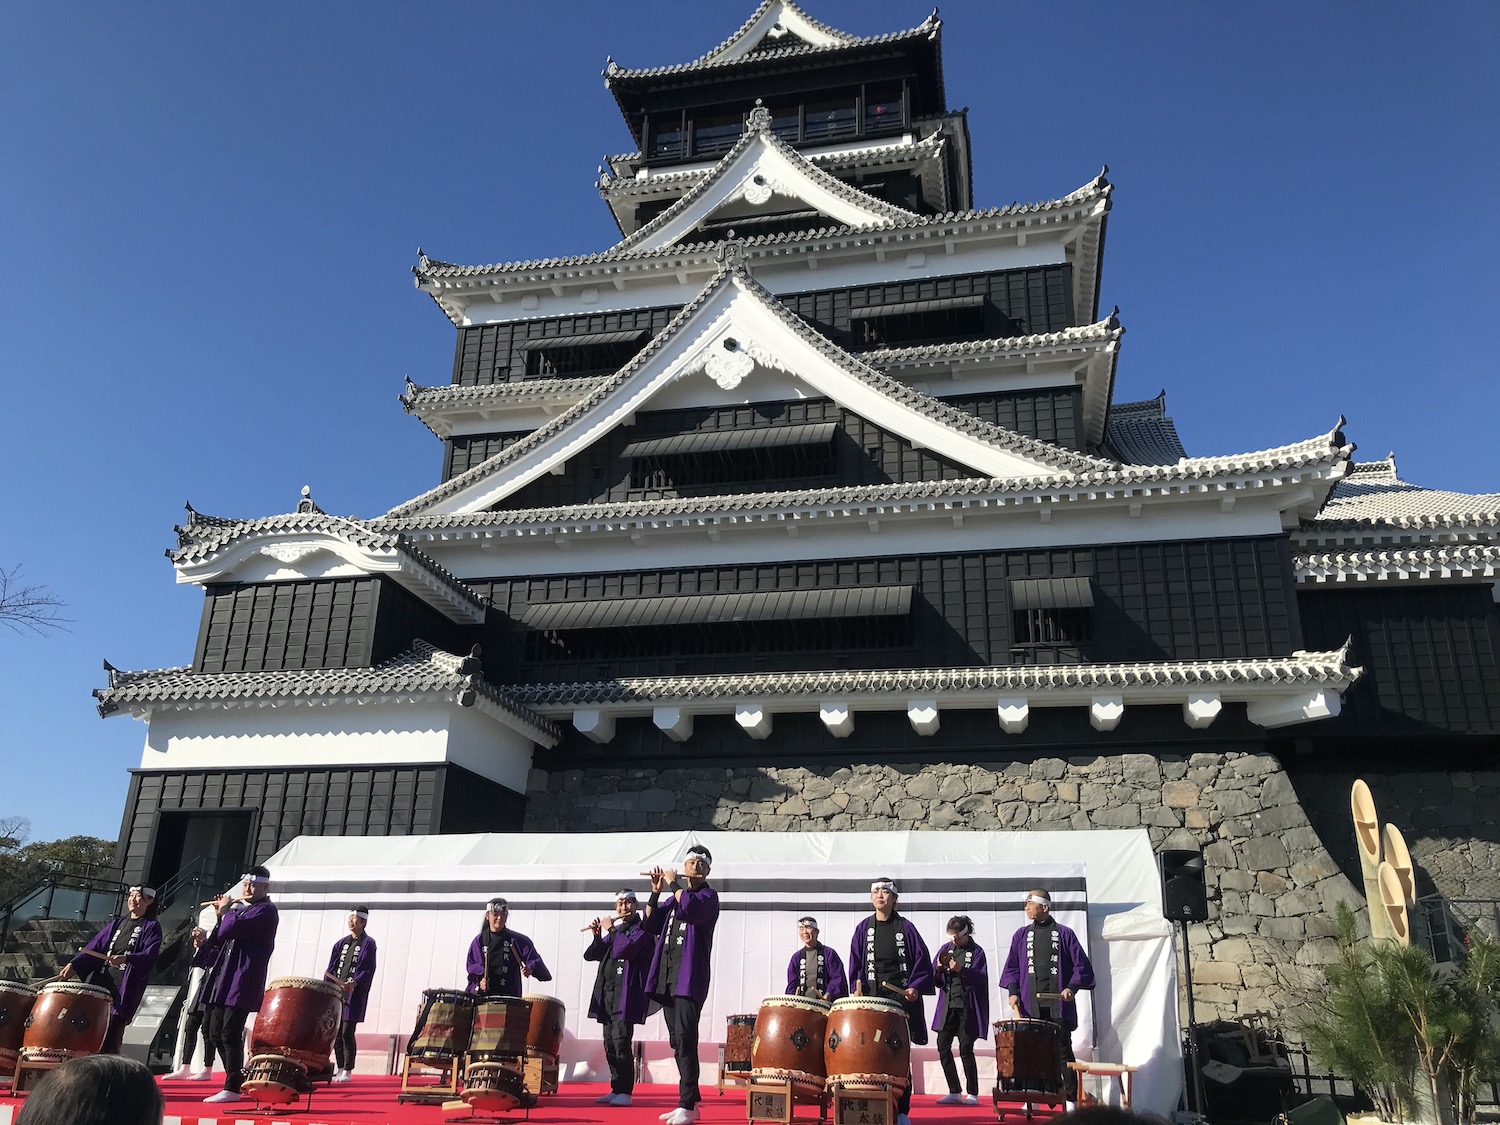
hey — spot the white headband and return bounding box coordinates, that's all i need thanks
[350,909,369,920]
[798,916,819,929]
[240,873,270,886]
[950,921,972,936]
[616,890,638,903]
[129,885,157,898]
[1026,894,1050,906]
[871,879,898,894]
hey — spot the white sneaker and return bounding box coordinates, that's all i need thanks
[963,1094,980,1105]
[598,1093,619,1105]
[189,1068,214,1080]
[664,1110,699,1125]
[204,1090,244,1104]
[331,1068,352,1083]
[164,1065,194,1079]
[610,1093,634,1106]
[896,1115,911,1125]
[936,1092,964,1105]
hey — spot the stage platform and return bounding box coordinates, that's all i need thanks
[0,1075,997,1125]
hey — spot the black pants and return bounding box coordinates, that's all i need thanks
[101,1013,126,1055]
[936,1008,979,1095]
[205,1005,249,1092]
[661,996,702,1109]
[181,1007,215,1069]
[334,1019,358,1070]
[601,1014,635,1094]
[1058,1025,1078,1101]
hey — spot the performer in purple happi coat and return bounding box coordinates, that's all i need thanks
[998,887,1096,1101]
[584,888,654,1107]
[784,915,848,1001]
[324,906,377,1083]
[643,844,719,1125]
[930,915,989,1105]
[465,897,552,996]
[847,876,934,1125]
[195,865,279,1105]
[60,885,163,1054]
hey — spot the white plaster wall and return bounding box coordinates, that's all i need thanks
[139,703,534,791]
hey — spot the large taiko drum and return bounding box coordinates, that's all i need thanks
[464,1060,528,1112]
[0,981,37,1076]
[724,1013,756,1075]
[751,994,830,1098]
[20,982,112,1066]
[469,996,531,1060]
[823,996,910,1094]
[242,1053,308,1104]
[407,989,477,1061]
[522,993,565,1058]
[994,1018,1066,1094]
[251,976,344,1071]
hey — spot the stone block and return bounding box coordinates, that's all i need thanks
[1163,759,1189,781]
[1274,888,1322,917]
[1055,781,1079,803]
[1240,964,1277,990]
[1304,914,1341,939]
[1194,961,1243,985]
[906,773,941,799]
[1259,771,1298,808]
[1185,808,1212,830]
[928,804,965,829]
[999,803,1029,828]
[1203,840,1238,868]
[1280,826,1322,853]
[1293,938,1342,966]
[995,782,1022,803]
[1032,758,1067,780]
[1218,869,1256,892]
[937,775,969,801]
[1219,914,1259,936]
[894,799,925,822]
[808,798,841,819]
[1070,811,1093,831]
[1242,836,1291,871]
[1218,819,1252,839]
[1021,781,1052,802]
[1079,783,1110,812]
[1091,805,1142,828]
[1251,805,1305,833]
[1212,936,1252,963]
[1162,780,1200,808]
[1122,754,1160,785]
[1214,790,1258,817]
[1256,872,1291,895]
[778,795,810,816]
[1143,806,1183,828]
[969,772,998,794]
[1261,917,1306,941]
[1246,892,1273,917]
[1189,753,1223,769]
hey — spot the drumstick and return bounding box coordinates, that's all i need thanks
[79,949,111,961]
[880,981,908,998]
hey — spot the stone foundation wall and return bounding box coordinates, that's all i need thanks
[525,750,1367,1022]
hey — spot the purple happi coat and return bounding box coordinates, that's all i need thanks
[325,933,378,1023]
[929,939,990,1039]
[69,916,163,1021]
[465,928,552,996]
[784,943,849,1000]
[847,915,935,1045]
[585,916,653,1024]
[195,898,279,1012]
[644,883,720,1006]
[998,920,1095,1029]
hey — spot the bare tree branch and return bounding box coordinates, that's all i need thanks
[0,565,70,635]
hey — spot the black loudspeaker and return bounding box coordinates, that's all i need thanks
[1160,849,1209,921]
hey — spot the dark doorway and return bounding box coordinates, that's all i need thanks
[147,810,255,893]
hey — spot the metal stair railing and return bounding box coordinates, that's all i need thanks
[0,862,131,951]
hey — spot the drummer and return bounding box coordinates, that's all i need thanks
[998,888,1095,1103]
[58,885,163,1054]
[931,915,988,1106]
[847,877,933,1125]
[325,906,377,1084]
[195,865,280,1105]
[785,916,847,1001]
[584,889,653,1107]
[465,898,552,997]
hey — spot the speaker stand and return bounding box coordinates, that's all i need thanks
[1178,919,1206,1120]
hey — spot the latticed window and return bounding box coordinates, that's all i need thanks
[850,295,986,348]
[1009,577,1094,664]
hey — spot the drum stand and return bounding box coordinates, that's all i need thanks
[827,1086,897,1125]
[399,1055,464,1103]
[992,1087,1066,1121]
[744,1075,829,1124]
[11,1059,58,1094]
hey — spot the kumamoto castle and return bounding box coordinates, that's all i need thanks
[94,2,1500,1024]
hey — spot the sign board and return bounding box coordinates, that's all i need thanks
[120,984,182,1065]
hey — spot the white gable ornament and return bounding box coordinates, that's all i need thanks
[705,337,755,390]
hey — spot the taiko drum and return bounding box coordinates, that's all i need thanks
[250,976,343,1070]
[823,996,910,1093]
[0,981,37,1075]
[20,982,112,1065]
[750,994,830,1097]
[522,993,566,1058]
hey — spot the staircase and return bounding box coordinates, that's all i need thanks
[0,917,99,985]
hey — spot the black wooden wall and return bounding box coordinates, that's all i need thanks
[1298,584,1500,736]
[449,263,1075,387]
[472,535,1299,683]
[115,763,527,885]
[194,577,478,674]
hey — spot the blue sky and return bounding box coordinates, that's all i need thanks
[2,2,1496,845]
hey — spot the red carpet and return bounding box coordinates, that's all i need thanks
[0,1076,1000,1125]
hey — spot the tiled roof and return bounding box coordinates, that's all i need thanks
[170,506,490,616]
[411,173,1110,283]
[502,647,1361,708]
[611,109,919,254]
[1304,458,1500,531]
[599,131,948,200]
[387,260,1116,518]
[1297,543,1500,584]
[603,5,938,82]
[95,641,560,741]
[1105,391,1187,465]
[378,425,1351,537]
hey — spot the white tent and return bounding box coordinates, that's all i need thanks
[264,829,1181,1114]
